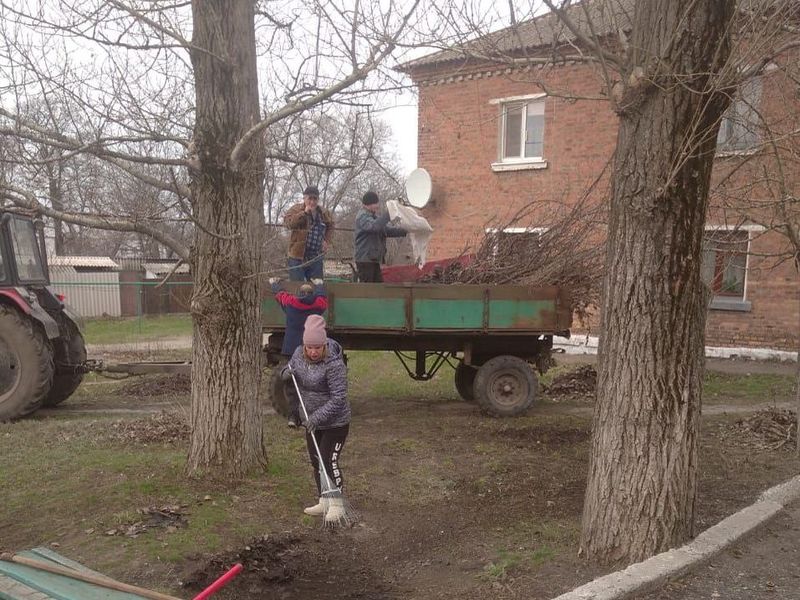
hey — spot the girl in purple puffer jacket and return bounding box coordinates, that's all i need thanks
[285,315,350,516]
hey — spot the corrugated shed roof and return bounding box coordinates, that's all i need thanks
[49,255,119,268]
[143,262,190,275]
[398,0,634,72]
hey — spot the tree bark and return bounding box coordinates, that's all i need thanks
[186,0,267,476]
[48,169,64,256]
[580,0,735,563]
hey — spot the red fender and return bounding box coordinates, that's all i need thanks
[0,289,31,314]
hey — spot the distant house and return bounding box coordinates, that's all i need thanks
[49,256,121,317]
[116,258,191,317]
[398,2,799,355]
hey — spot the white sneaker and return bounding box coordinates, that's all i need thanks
[324,497,345,522]
[303,498,324,516]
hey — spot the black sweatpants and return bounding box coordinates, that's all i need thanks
[356,261,383,283]
[306,424,349,494]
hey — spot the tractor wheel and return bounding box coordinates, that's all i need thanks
[43,312,87,407]
[474,355,538,417]
[454,361,476,402]
[267,359,290,417]
[0,304,55,421]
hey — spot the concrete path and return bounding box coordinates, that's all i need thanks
[551,476,800,600]
[556,352,797,377]
[86,336,192,354]
[637,499,800,600]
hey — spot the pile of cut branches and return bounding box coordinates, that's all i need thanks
[728,407,797,451]
[426,196,606,320]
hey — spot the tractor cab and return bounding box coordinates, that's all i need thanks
[1,213,49,284]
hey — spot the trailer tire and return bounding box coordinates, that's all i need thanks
[43,313,86,407]
[267,359,290,417]
[0,304,55,421]
[474,355,538,417]
[454,362,476,402]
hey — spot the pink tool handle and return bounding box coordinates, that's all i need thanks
[192,563,243,600]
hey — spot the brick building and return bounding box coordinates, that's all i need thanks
[399,4,799,354]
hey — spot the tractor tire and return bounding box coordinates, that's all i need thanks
[474,355,538,417]
[0,304,55,421]
[43,312,87,407]
[454,361,476,402]
[267,359,290,417]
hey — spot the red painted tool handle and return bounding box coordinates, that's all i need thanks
[192,563,243,600]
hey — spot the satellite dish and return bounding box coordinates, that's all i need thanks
[405,168,433,209]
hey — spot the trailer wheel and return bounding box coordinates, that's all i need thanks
[43,312,86,407]
[0,304,55,421]
[454,362,476,402]
[267,359,290,417]
[474,355,538,417]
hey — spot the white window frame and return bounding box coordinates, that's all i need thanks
[485,226,548,256]
[490,93,548,172]
[702,224,764,311]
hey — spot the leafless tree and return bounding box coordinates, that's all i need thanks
[411,0,799,563]
[0,0,425,476]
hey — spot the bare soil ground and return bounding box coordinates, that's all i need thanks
[4,356,798,600]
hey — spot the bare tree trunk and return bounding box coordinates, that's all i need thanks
[46,162,64,255]
[580,0,735,563]
[186,0,267,476]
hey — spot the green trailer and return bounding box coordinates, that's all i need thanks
[262,282,572,417]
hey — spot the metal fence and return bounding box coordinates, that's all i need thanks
[48,260,192,319]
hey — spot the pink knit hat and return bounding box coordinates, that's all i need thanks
[303,314,327,345]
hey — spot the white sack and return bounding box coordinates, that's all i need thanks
[386,200,434,267]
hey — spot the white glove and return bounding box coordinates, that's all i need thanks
[269,277,280,285]
[310,278,324,285]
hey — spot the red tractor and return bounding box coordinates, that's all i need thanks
[0,212,86,421]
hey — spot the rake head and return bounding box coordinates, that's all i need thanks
[320,489,359,529]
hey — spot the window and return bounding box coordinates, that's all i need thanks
[490,94,547,172]
[487,227,547,257]
[701,229,751,310]
[9,217,45,281]
[717,78,761,154]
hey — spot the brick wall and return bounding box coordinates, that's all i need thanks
[705,230,799,350]
[413,62,799,352]
[417,62,615,259]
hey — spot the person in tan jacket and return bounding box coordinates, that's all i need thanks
[284,185,335,281]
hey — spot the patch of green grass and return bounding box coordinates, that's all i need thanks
[383,437,425,453]
[0,414,315,570]
[348,351,457,401]
[703,371,795,403]
[83,314,192,345]
[480,550,522,580]
[530,546,556,565]
[479,546,556,580]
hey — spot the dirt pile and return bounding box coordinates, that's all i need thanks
[116,373,191,397]
[181,533,393,599]
[726,407,797,451]
[107,411,189,444]
[182,534,300,589]
[544,365,597,401]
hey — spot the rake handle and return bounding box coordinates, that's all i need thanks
[289,370,336,490]
[0,553,183,600]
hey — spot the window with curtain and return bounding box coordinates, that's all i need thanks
[701,229,750,305]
